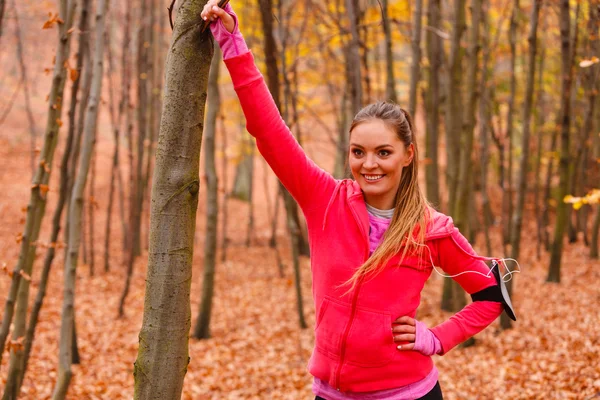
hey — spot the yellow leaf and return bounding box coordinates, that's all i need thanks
[579,57,599,68]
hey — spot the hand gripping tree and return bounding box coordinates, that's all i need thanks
[133,1,214,399]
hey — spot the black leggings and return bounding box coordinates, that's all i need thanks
[315,381,443,400]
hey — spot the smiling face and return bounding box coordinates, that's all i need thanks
[349,119,414,210]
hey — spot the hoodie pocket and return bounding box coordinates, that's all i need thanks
[315,297,349,360]
[315,297,395,367]
[344,307,395,368]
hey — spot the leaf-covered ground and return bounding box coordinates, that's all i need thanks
[1,132,599,400]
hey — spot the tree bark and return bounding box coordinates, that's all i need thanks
[479,2,493,256]
[547,0,574,283]
[503,0,519,247]
[534,18,547,259]
[104,3,131,272]
[452,0,482,234]
[425,0,441,208]
[346,0,362,114]
[133,0,213,397]
[120,0,152,314]
[193,44,221,340]
[502,0,541,330]
[0,0,77,370]
[52,0,107,398]
[13,4,38,177]
[382,0,396,102]
[220,112,229,262]
[132,0,151,257]
[258,0,307,328]
[441,0,467,313]
[408,0,423,117]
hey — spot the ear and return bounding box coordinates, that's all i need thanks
[404,143,415,166]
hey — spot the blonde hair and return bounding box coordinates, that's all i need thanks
[345,102,432,291]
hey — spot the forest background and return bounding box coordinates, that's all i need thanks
[0,0,599,398]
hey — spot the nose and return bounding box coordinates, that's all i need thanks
[363,154,378,170]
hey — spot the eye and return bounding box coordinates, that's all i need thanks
[351,148,363,157]
[378,149,391,157]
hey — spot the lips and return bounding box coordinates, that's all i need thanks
[363,174,385,182]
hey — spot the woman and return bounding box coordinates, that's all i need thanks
[201,2,514,399]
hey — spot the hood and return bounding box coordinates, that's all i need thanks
[425,210,455,240]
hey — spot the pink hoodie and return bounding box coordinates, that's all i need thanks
[224,51,503,393]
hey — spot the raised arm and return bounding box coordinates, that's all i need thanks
[202,2,336,212]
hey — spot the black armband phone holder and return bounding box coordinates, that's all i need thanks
[470,260,516,321]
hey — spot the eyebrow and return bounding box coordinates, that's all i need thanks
[349,143,393,150]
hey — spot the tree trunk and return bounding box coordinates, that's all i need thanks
[453,0,481,233]
[3,4,85,395]
[193,44,221,340]
[120,0,152,314]
[133,0,213,397]
[408,0,423,117]
[0,0,77,370]
[534,18,547,259]
[132,0,151,257]
[346,0,362,115]
[591,206,600,258]
[503,0,519,247]
[382,0,396,102]
[53,0,107,398]
[258,0,307,327]
[479,2,493,256]
[441,0,467,313]
[88,151,96,275]
[502,0,541,330]
[104,4,131,273]
[547,0,574,283]
[425,0,441,208]
[220,112,229,263]
[13,4,38,177]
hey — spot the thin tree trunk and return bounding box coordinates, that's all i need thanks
[88,151,96,276]
[13,4,38,177]
[133,1,213,397]
[120,0,151,314]
[502,0,519,248]
[4,4,85,393]
[259,0,307,328]
[245,143,255,247]
[502,0,541,330]
[382,0,396,102]
[53,0,107,397]
[104,4,130,272]
[425,0,441,208]
[453,0,482,234]
[591,206,600,258]
[547,0,574,283]
[479,2,493,256]
[220,113,229,263]
[408,0,423,117]
[534,18,547,259]
[194,44,221,340]
[445,0,466,213]
[360,24,371,104]
[441,0,467,313]
[132,0,150,257]
[346,0,362,114]
[0,0,77,371]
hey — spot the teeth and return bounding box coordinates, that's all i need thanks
[364,175,383,181]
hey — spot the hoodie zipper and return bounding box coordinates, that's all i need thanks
[334,198,370,391]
